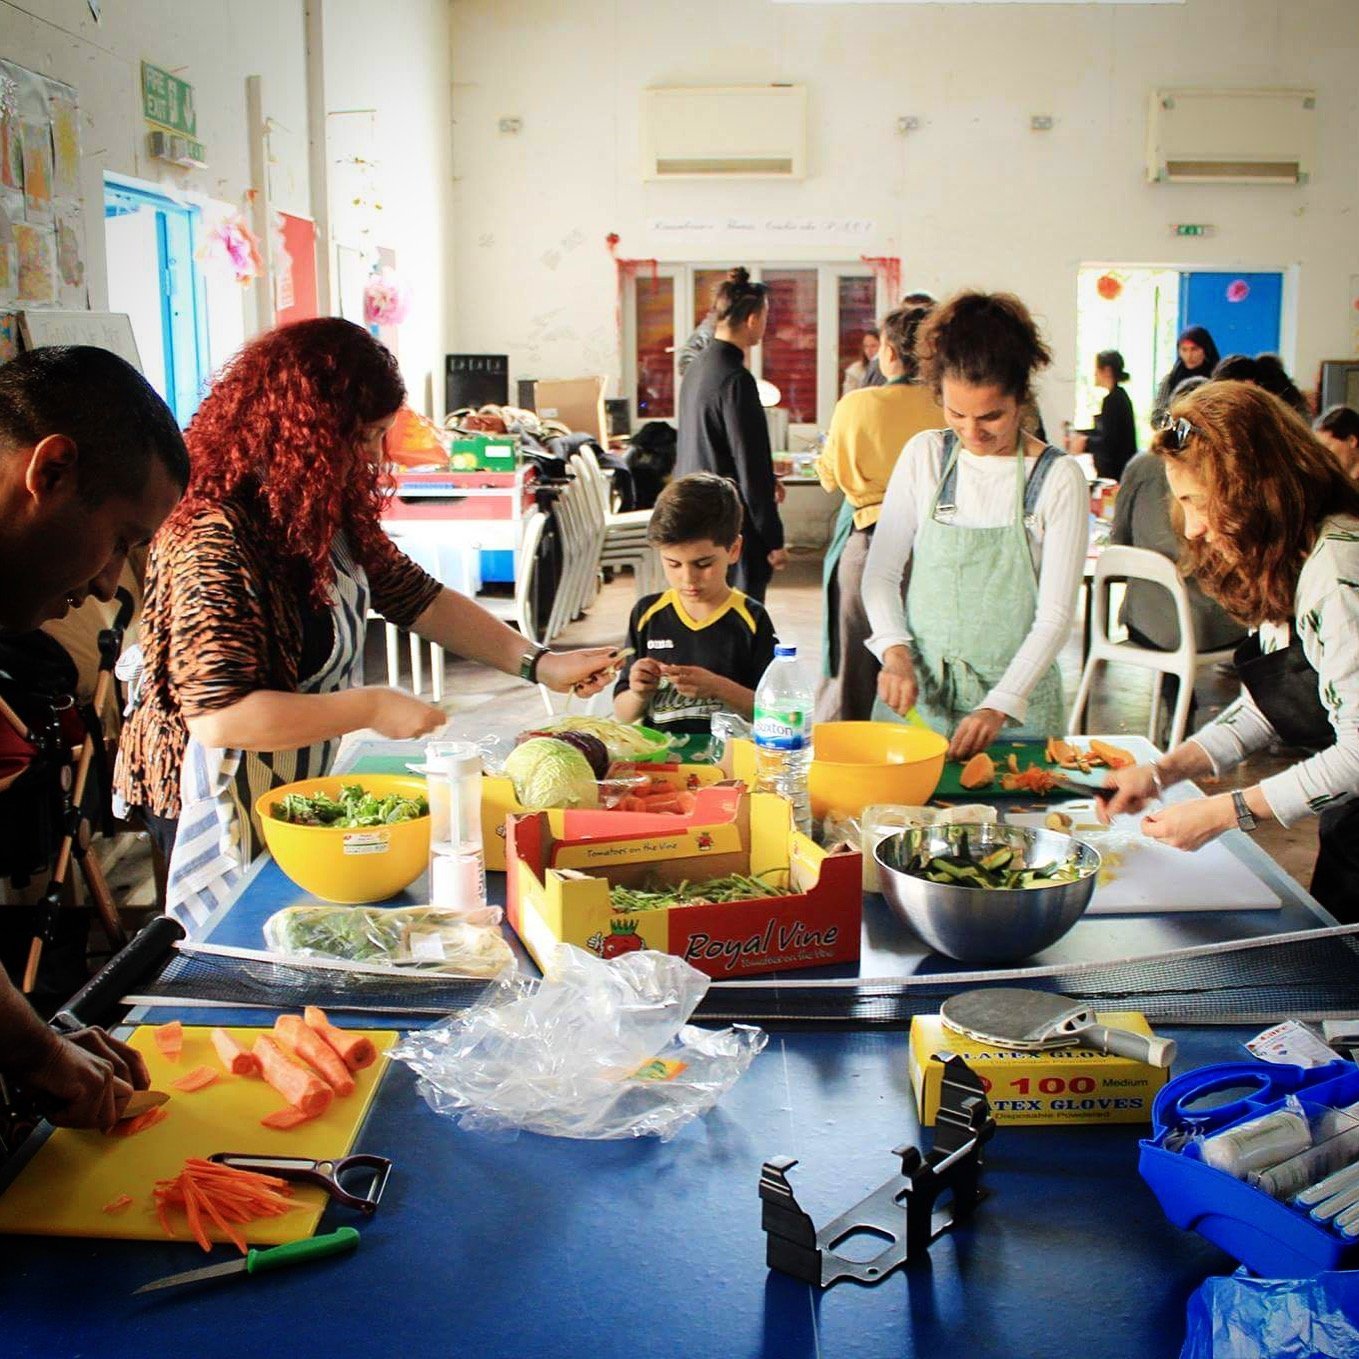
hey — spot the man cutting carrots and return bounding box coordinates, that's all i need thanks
[0,347,186,1128]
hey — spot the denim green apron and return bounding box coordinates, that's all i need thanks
[873,432,1067,738]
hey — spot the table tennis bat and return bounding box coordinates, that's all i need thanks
[940,987,1176,1067]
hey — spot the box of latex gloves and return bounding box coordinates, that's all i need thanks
[909,1013,1170,1126]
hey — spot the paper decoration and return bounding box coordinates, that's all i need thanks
[274,212,318,326]
[48,93,79,198]
[1096,272,1124,301]
[0,69,19,193]
[0,312,18,363]
[14,221,55,302]
[20,120,52,224]
[199,203,263,284]
[1226,279,1250,304]
[362,266,408,327]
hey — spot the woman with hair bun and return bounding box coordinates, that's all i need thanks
[1067,349,1136,482]
[116,318,620,929]
[675,267,786,603]
[1101,381,1359,918]
[861,291,1088,759]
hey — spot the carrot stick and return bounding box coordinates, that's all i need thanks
[102,1194,134,1215]
[274,1015,355,1096]
[190,1178,247,1253]
[152,1020,183,1062]
[261,1105,316,1131]
[171,1064,221,1093]
[179,1175,211,1252]
[210,1027,260,1077]
[252,1035,333,1117]
[303,1007,376,1072]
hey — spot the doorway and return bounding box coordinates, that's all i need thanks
[103,178,209,425]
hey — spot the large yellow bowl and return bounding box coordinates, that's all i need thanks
[808,722,949,820]
[255,774,430,905]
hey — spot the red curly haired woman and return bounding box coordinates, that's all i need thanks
[1100,381,1359,919]
[115,319,618,930]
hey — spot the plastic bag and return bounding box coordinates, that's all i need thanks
[1181,1269,1359,1359]
[390,944,766,1139]
[263,904,515,978]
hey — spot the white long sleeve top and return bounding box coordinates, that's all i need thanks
[861,428,1090,723]
[1191,516,1359,827]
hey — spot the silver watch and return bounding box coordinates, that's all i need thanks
[1232,790,1258,833]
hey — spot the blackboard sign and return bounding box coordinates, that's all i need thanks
[445,354,509,413]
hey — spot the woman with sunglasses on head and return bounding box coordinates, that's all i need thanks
[862,291,1088,760]
[1101,381,1359,919]
[115,319,621,932]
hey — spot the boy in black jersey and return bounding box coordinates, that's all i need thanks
[614,474,778,737]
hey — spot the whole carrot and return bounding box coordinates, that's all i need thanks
[303,1006,376,1072]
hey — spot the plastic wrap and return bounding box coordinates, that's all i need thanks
[263,904,515,978]
[1180,1269,1359,1359]
[390,945,766,1139]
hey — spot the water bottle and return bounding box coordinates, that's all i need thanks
[752,645,813,835]
[426,740,487,912]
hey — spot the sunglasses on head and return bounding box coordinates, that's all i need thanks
[1157,413,1198,452]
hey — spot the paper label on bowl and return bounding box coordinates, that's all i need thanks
[342,832,391,856]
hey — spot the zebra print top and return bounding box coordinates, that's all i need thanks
[114,496,442,818]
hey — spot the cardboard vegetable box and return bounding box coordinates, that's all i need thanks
[481,761,730,870]
[505,789,862,979]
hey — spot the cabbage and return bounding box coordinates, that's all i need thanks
[504,738,600,810]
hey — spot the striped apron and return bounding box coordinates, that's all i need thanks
[165,539,370,933]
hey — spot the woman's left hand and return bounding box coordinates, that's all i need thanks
[1140,795,1235,851]
[948,708,1007,761]
[536,647,626,696]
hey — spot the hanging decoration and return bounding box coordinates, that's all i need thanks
[199,196,263,285]
[859,255,903,305]
[605,231,658,352]
[363,266,409,327]
[1226,278,1251,304]
[1095,272,1124,302]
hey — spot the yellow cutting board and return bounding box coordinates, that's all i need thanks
[0,1024,397,1246]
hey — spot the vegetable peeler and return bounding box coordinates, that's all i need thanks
[208,1153,393,1215]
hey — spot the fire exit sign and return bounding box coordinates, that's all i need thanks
[1173,223,1214,237]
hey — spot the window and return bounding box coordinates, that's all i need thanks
[627,263,878,433]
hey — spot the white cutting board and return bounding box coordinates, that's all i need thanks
[1007,809,1280,914]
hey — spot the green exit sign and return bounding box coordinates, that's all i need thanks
[141,61,197,139]
[1173,223,1213,237]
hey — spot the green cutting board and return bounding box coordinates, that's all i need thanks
[934,739,1089,801]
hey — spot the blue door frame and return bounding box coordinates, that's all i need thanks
[104,180,210,425]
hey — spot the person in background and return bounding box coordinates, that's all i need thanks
[0,345,186,1129]
[814,303,942,723]
[863,292,1088,758]
[860,291,936,389]
[116,319,620,933]
[1315,406,1359,481]
[1101,381,1359,919]
[614,474,776,743]
[1211,354,1260,383]
[841,328,880,397]
[677,308,716,380]
[1152,325,1220,424]
[1110,377,1246,737]
[1067,350,1137,482]
[675,268,786,603]
[1253,353,1311,418]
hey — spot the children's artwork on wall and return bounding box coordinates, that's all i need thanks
[0,66,19,192]
[273,211,318,327]
[0,312,18,363]
[0,191,16,305]
[14,221,54,302]
[55,207,84,305]
[20,120,52,223]
[48,90,79,198]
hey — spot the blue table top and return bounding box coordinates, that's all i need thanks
[0,737,1336,1358]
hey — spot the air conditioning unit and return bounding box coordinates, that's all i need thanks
[641,86,806,180]
[1147,88,1315,185]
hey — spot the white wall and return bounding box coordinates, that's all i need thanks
[448,0,1359,422]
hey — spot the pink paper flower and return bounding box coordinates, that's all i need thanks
[1226,279,1250,304]
[364,267,409,327]
[200,212,263,285]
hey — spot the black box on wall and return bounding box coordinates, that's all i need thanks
[446,354,509,413]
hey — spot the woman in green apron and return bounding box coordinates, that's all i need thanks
[861,292,1089,760]
[1100,381,1359,921]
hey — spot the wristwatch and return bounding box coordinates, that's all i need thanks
[1231,790,1258,833]
[518,646,547,684]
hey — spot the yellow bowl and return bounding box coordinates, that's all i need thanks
[808,721,949,820]
[255,774,430,905]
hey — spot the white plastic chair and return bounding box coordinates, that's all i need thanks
[1069,545,1238,749]
[573,446,658,598]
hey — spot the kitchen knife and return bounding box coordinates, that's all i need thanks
[119,1090,169,1120]
[133,1227,360,1295]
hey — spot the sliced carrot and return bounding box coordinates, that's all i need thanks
[616,796,647,813]
[253,1035,334,1117]
[274,1015,355,1097]
[102,1194,134,1215]
[210,1027,260,1077]
[108,1105,169,1137]
[188,1177,247,1253]
[303,1007,376,1072]
[152,1020,184,1063]
[261,1105,316,1131]
[179,1175,211,1252]
[171,1064,221,1093]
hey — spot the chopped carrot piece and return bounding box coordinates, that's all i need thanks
[171,1065,221,1093]
[303,1007,376,1072]
[260,1105,316,1130]
[274,1015,355,1097]
[253,1035,334,1117]
[152,1020,183,1063]
[102,1194,134,1215]
[210,1027,260,1077]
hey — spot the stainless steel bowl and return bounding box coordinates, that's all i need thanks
[874,822,1101,963]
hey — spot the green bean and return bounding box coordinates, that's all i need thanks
[608,870,792,913]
